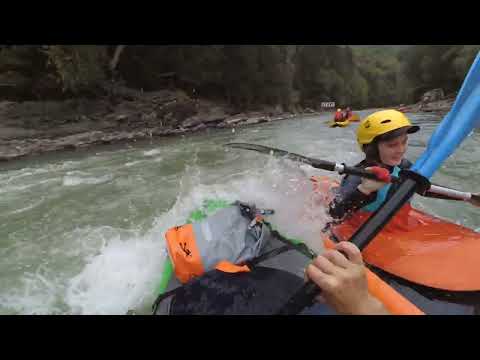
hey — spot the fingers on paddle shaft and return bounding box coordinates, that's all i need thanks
[279,248,352,315]
[343,166,390,182]
[369,167,391,182]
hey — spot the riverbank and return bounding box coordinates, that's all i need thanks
[395,93,456,115]
[0,85,456,162]
[0,87,325,162]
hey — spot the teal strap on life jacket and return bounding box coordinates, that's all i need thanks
[362,166,401,213]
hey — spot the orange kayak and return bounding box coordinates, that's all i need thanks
[313,176,480,292]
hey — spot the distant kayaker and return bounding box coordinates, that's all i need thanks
[334,108,344,122]
[306,241,390,315]
[344,107,353,120]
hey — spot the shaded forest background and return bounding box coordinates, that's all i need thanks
[1,45,478,112]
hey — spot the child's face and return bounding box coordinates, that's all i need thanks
[378,133,408,166]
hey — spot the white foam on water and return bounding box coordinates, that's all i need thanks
[63,173,113,186]
[222,157,333,253]
[0,179,56,194]
[0,166,50,182]
[0,266,66,315]
[125,160,145,167]
[3,170,46,184]
[60,172,211,315]
[7,197,45,215]
[65,170,90,176]
[51,160,83,171]
[57,156,334,315]
[143,149,162,157]
[0,223,164,315]
[165,155,332,253]
[65,232,165,315]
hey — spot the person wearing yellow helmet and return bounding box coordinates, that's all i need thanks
[329,109,420,219]
[357,109,419,164]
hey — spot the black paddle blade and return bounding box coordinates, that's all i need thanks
[226,143,312,163]
[225,143,335,171]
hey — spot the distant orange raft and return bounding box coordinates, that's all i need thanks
[345,113,360,122]
[314,176,480,292]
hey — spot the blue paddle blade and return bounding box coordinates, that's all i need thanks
[412,52,480,179]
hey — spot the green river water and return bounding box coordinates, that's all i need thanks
[1,110,479,314]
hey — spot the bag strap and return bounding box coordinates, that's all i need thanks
[152,286,182,314]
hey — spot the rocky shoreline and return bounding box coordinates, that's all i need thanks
[394,88,456,114]
[0,86,454,162]
[0,87,322,162]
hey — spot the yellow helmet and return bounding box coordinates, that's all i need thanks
[357,109,419,146]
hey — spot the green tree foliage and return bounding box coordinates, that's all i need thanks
[1,45,478,109]
[400,45,480,100]
[295,46,348,108]
[352,46,402,106]
[222,45,261,109]
[349,70,369,108]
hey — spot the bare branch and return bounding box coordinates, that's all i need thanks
[109,45,126,72]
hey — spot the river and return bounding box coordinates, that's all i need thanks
[1,110,479,314]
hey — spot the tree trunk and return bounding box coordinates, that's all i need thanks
[109,45,126,72]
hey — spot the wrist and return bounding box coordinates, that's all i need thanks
[354,295,390,315]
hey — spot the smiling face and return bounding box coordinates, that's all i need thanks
[378,133,408,166]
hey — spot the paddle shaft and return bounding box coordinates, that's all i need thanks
[429,184,473,201]
[335,169,475,202]
[226,143,480,202]
[226,143,476,202]
[335,166,475,202]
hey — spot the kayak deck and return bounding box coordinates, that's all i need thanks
[333,204,480,291]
